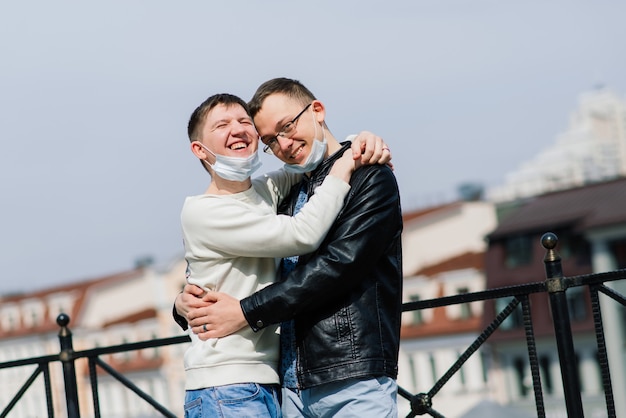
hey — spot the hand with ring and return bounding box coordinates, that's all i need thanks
[350,131,393,169]
[187,291,248,340]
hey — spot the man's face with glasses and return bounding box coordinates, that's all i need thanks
[260,103,311,155]
[254,94,324,166]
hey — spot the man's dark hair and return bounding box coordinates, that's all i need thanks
[248,78,316,118]
[187,93,249,142]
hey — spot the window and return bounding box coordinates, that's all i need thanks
[539,355,553,394]
[610,238,626,269]
[556,230,591,266]
[575,353,582,393]
[480,350,489,383]
[513,357,529,397]
[566,287,588,322]
[429,353,437,384]
[505,235,533,268]
[1,309,18,331]
[409,294,423,325]
[457,287,471,319]
[457,350,466,388]
[408,355,418,390]
[496,297,523,330]
[31,309,38,325]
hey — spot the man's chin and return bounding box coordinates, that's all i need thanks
[289,154,309,166]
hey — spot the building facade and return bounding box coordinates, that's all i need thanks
[485,178,626,416]
[398,200,502,417]
[489,87,626,202]
[0,260,188,418]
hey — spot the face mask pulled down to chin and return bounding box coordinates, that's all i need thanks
[200,144,262,182]
[283,109,327,174]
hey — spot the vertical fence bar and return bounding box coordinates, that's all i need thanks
[41,362,54,418]
[520,294,546,418]
[541,232,585,417]
[89,357,102,418]
[589,285,616,417]
[57,313,80,418]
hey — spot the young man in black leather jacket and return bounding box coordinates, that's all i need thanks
[177,78,403,417]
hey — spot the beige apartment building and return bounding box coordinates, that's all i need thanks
[0,260,188,418]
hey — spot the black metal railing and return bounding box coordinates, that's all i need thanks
[0,316,190,418]
[398,232,624,418]
[1,232,625,417]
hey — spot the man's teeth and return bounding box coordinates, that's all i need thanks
[291,146,303,159]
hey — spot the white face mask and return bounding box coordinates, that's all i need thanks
[283,110,327,174]
[200,144,262,182]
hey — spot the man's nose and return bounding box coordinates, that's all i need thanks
[231,120,248,134]
[276,135,294,152]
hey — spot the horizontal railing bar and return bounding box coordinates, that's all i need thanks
[565,269,626,288]
[71,335,191,359]
[0,355,58,370]
[0,336,191,370]
[403,281,546,311]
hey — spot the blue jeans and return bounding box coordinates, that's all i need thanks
[282,376,398,418]
[185,383,281,418]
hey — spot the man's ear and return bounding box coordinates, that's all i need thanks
[311,100,326,124]
[191,141,211,162]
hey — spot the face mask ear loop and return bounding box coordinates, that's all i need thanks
[199,143,217,167]
[311,106,325,143]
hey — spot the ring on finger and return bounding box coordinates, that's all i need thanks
[203,324,207,332]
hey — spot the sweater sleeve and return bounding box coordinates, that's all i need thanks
[255,169,301,204]
[240,166,402,329]
[181,175,350,258]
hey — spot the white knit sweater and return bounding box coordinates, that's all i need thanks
[181,169,350,389]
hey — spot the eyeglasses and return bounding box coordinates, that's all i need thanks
[262,103,312,154]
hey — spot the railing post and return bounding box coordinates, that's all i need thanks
[541,232,585,417]
[57,313,80,418]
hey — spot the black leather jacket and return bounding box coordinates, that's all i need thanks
[240,142,403,389]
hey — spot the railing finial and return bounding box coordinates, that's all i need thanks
[541,232,560,263]
[57,313,72,338]
[57,313,70,327]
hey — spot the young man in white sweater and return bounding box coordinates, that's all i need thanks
[179,93,390,418]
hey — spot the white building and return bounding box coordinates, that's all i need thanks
[397,200,519,417]
[0,260,189,418]
[489,87,626,202]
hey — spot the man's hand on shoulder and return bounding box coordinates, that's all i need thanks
[350,131,393,168]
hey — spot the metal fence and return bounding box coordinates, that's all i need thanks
[399,232,624,418]
[0,317,190,418]
[1,232,624,417]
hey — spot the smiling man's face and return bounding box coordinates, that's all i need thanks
[197,103,259,160]
[254,93,325,166]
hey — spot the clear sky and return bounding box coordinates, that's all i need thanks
[1,1,625,294]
